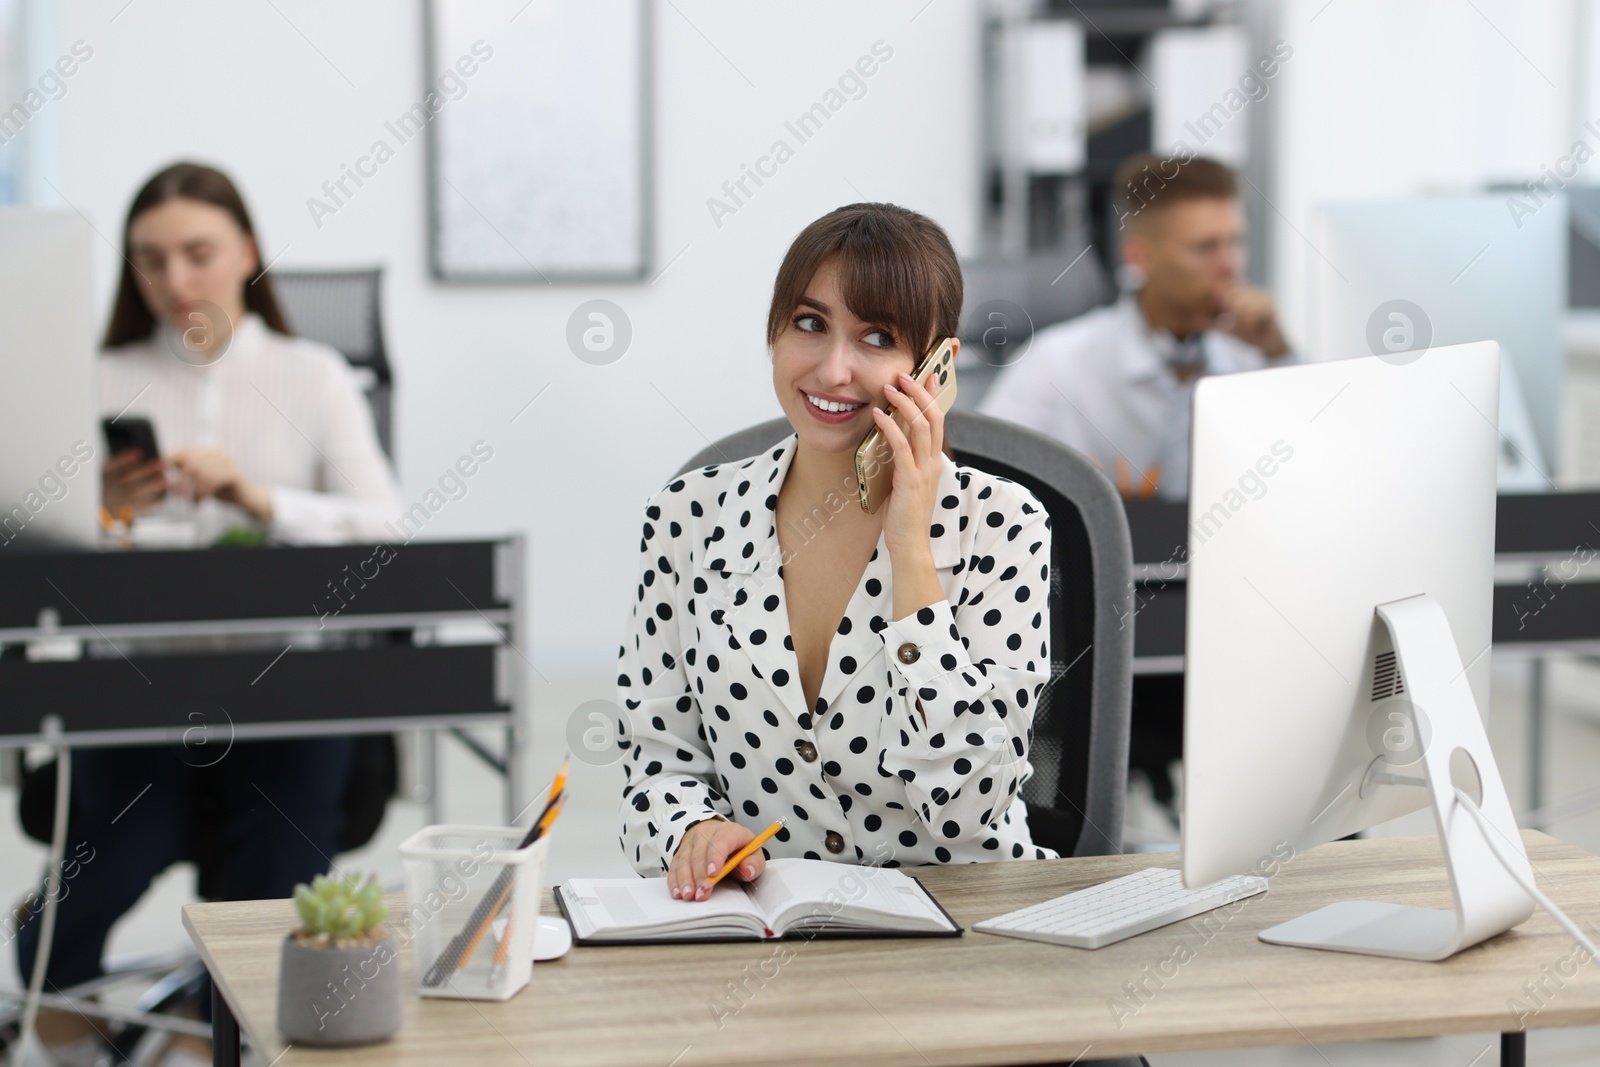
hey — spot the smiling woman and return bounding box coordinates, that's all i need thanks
[765,202,959,462]
[616,203,1058,902]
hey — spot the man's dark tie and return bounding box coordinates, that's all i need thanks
[1167,333,1206,377]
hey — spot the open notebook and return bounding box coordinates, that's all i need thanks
[555,858,961,944]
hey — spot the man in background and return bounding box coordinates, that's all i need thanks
[979,152,1297,831]
[979,152,1294,501]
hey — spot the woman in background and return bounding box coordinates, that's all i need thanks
[17,162,400,1067]
[98,166,399,541]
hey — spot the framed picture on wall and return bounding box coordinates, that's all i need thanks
[426,0,651,282]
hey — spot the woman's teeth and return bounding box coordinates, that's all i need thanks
[806,393,864,414]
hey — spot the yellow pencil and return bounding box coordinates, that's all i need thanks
[448,796,564,976]
[530,792,566,843]
[457,880,512,969]
[706,820,782,888]
[527,755,570,830]
[424,758,569,987]
[546,755,570,806]
[490,906,515,983]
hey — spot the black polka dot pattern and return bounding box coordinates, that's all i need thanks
[617,432,1057,875]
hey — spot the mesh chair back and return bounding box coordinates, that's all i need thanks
[271,268,394,459]
[673,410,1133,856]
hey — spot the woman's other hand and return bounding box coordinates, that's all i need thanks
[667,817,766,902]
[102,449,168,517]
[168,447,273,522]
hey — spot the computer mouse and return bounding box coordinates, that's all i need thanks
[534,914,573,961]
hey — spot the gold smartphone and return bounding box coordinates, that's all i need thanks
[853,337,958,514]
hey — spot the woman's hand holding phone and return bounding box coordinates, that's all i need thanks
[667,817,766,901]
[102,449,169,517]
[873,368,954,710]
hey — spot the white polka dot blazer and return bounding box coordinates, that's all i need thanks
[617,431,1059,876]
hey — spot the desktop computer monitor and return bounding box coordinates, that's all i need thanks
[1180,340,1535,961]
[0,210,100,550]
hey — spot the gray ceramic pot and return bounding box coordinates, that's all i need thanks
[277,932,402,1047]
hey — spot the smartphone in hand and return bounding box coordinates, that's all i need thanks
[102,416,160,461]
[102,415,168,510]
[852,337,957,514]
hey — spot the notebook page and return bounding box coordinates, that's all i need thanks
[743,859,953,933]
[561,877,768,940]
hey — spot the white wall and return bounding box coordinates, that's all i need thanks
[43,0,980,676]
[1267,0,1579,346]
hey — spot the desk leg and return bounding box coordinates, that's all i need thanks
[1502,1030,1526,1067]
[423,729,442,826]
[1528,656,1546,823]
[211,981,241,1067]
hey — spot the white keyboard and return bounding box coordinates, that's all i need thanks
[974,867,1269,949]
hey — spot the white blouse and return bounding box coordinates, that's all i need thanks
[97,313,401,545]
[617,431,1058,875]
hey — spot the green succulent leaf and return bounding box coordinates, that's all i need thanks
[293,885,319,929]
[291,871,386,937]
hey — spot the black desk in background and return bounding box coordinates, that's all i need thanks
[1121,493,1600,817]
[1122,493,1600,662]
[0,537,529,819]
[1127,490,1600,561]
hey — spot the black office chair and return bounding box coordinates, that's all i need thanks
[272,268,396,460]
[674,411,1145,1067]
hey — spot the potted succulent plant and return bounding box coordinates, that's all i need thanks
[277,873,402,1047]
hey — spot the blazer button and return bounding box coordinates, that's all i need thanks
[824,831,845,854]
[897,642,920,665]
[794,739,818,763]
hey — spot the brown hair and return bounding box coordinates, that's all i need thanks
[1112,153,1237,229]
[102,162,292,349]
[768,203,962,458]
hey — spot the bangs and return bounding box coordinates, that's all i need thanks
[832,236,938,361]
[767,203,961,366]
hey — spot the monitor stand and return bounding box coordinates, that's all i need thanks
[1257,593,1535,961]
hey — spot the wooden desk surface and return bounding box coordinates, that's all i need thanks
[184,832,1600,1066]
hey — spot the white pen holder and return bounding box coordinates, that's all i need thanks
[398,824,550,1000]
